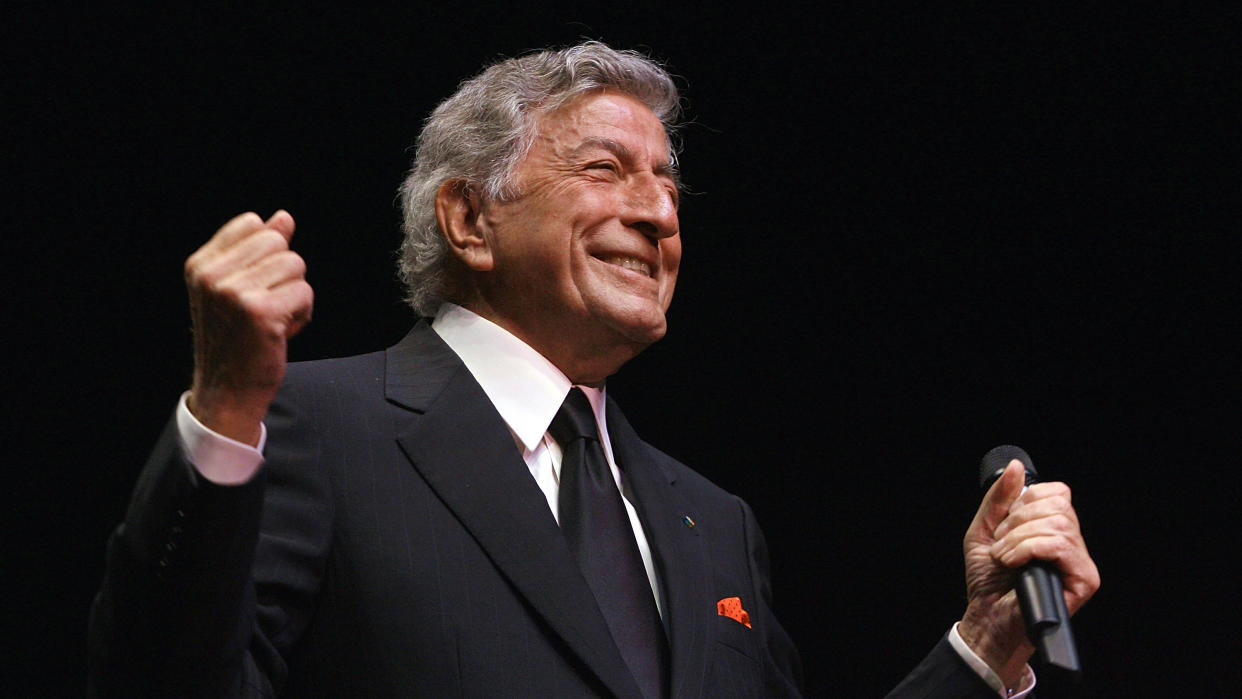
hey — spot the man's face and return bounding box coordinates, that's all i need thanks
[477,90,681,381]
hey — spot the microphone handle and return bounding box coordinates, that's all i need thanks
[1016,561,1080,675]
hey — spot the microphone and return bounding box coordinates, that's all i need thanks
[979,445,1081,677]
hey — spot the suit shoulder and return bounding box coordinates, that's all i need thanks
[283,350,387,395]
[643,442,746,508]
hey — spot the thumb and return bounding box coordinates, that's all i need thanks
[974,460,1026,536]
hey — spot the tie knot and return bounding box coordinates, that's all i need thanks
[548,387,599,445]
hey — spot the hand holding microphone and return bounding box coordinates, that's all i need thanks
[959,446,1099,687]
[979,446,1081,675]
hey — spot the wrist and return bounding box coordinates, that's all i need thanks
[959,597,1034,690]
[186,386,269,446]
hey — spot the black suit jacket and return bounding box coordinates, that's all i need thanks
[90,323,996,697]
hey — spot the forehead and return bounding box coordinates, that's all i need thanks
[531,91,670,160]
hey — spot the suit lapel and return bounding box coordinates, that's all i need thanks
[385,325,644,699]
[607,400,714,699]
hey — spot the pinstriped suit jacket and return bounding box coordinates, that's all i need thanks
[90,322,808,697]
[90,322,996,697]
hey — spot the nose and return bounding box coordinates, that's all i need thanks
[622,172,679,240]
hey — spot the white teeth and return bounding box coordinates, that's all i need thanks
[601,256,652,277]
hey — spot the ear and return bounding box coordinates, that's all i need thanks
[435,179,494,271]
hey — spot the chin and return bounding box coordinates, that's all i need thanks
[614,315,668,347]
[586,295,672,351]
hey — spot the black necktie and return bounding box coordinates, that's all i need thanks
[549,388,669,699]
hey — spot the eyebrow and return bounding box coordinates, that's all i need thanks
[571,137,679,179]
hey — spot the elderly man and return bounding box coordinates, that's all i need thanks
[89,42,1097,698]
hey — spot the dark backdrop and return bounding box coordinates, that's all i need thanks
[7,4,1238,696]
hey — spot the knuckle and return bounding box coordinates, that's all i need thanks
[219,212,264,239]
[218,281,249,305]
[1087,569,1102,590]
[1005,545,1027,566]
[1049,537,1073,559]
[184,252,214,284]
[234,211,263,230]
[245,229,287,256]
[188,265,220,290]
[280,250,307,276]
[257,228,289,248]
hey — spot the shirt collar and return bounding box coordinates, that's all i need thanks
[430,303,608,453]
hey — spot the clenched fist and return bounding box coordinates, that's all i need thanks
[184,211,313,445]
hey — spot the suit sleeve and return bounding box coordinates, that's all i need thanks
[88,382,331,697]
[884,634,1000,698]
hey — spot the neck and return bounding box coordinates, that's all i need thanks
[448,299,643,385]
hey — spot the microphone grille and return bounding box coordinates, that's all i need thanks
[979,445,1037,489]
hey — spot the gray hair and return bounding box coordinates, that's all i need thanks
[396,41,683,317]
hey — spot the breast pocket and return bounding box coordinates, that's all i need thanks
[709,615,765,698]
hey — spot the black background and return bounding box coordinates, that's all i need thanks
[7,3,1238,696]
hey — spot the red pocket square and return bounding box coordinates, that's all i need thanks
[716,596,752,628]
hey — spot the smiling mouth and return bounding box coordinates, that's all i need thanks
[597,255,653,278]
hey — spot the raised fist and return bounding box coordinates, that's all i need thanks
[184,210,313,445]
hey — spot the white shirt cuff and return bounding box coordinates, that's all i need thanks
[175,392,266,485]
[947,622,1036,698]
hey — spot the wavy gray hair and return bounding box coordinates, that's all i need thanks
[396,41,682,317]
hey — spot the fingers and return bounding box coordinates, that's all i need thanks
[249,276,315,337]
[992,530,1099,614]
[992,483,1076,540]
[990,480,1079,563]
[987,479,1100,614]
[243,250,308,292]
[188,210,296,268]
[264,209,296,239]
[192,229,291,287]
[185,208,313,344]
[989,511,1082,568]
[217,241,306,291]
[188,211,303,292]
[205,211,267,250]
[276,280,315,336]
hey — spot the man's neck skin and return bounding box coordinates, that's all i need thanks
[451,295,650,386]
